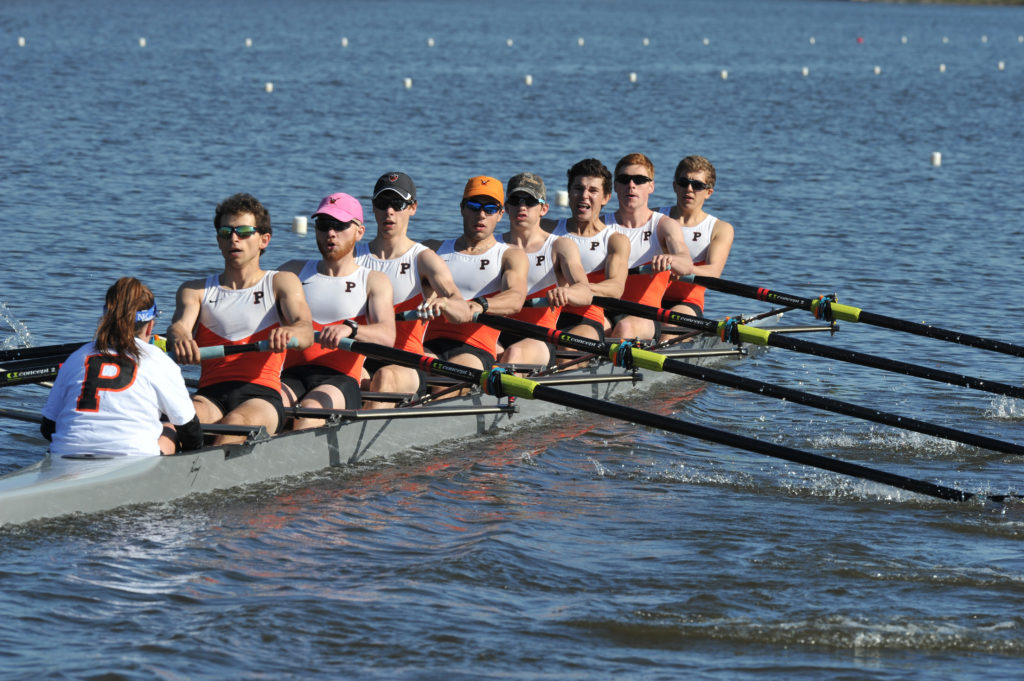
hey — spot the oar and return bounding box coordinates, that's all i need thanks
[473,313,1024,457]
[336,337,1017,504]
[683,275,1024,358]
[1,356,66,387]
[0,342,86,364]
[595,296,1024,401]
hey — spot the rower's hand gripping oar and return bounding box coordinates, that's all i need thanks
[679,274,1024,359]
[594,296,1024,401]
[336,336,1019,505]
[470,312,1024,457]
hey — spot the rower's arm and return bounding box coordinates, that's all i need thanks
[588,231,629,299]
[654,215,694,277]
[418,249,472,324]
[358,270,397,346]
[166,280,205,364]
[473,247,527,316]
[548,237,593,308]
[270,271,314,353]
[692,219,735,278]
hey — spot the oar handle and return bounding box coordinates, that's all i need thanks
[195,337,302,361]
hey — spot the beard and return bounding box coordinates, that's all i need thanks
[319,239,355,261]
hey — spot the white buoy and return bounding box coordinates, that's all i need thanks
[801,66,809,77]
[17,36,26,47]
[506,38,514,47]
[901,36,908,45]
[981,35,988,44]
[556,190,569,207]
[703,38,710,46]
[942,36,949,44]
[1019,35,1023,43]
[138,37,146,48]
[809,37,816,45]
[524,74,533,86]
[341,36,348,47]
[292,216,307,235]
[939,63,946,73]
[998,61,1005,71]
[873,65,881,75]
[427,37,435,47]
[245,37,252,48]
[403,77,413,89]
[264,82,274,93]
[629,72,637,83]
[577,37,584,47]
[720,69,728,80]
[931,152,942,167]
[642,37,650,46]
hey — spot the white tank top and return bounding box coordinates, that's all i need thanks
[495,232,558,296]
[603,211,665,268]
[552,218,612,276]
[355,241,427,306]
[198,272,280,342]
[435,239,510,299]
[658,207,715,264]
[296,259,370,324]
[41,340,196,458]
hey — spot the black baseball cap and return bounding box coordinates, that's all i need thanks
[373,172,416,201]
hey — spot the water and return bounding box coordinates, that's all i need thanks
[2,0,1024,678]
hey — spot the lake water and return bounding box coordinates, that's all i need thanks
[2,0,1024,678]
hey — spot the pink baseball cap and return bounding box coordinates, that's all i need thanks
[311,192,364,224]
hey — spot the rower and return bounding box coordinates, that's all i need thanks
[602,153,694,340]
[167,193,314,445]
[41,277,203,457]
[422,176,528,371]
[279,192,395,429]
[355,172,471,408]
[548,158,631,341]
[496,172,591,367]
[657,155,734,324]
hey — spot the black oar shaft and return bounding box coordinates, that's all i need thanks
[0,357,63,387]
[594,296,1024,401]
[477,313,1024,456]
[691,275,1024,358]
[0,342,84,364]
[338,337,988,503]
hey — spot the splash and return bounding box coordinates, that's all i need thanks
[0,302,33,350]
[985,397,1024,421]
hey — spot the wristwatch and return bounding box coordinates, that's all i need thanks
[473,296,489,314]
[343,319,359,338]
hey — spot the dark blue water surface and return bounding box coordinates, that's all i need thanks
[2,0,1024,679]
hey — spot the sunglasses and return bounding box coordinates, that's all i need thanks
[506,194,544,208]
[372,196,413,212]
[615,173,652,186]
[315,218,357,232]
[463,200,502,215]
[216,225,258,239]
[676,177,711,191]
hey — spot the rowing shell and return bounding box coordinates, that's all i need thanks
[0,321,772,526]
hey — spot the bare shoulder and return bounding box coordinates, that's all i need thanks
[658,214,684,234]
[503,244,529,267]
[712,218,735,237]
[176,277,207,299]
[272,269,303,292]
[367,269,393,291]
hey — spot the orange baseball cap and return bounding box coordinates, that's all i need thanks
[462,176,504,204]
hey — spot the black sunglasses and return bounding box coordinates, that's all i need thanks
[315,218,357,232]
[506,194,544,208]
[373,196,413,212]
[676,177,711,191]
[615,173,652,186]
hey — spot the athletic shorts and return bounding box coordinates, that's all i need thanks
[281,365,363,409]
[556,311,605,340]
[424,338,496,369]
[194,381,286,434]
[497,330,556,368]
[662,300,704,318]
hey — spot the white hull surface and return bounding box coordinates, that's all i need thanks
[0,328,762,525]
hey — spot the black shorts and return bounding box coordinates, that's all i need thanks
[424,338,496,369]
[194,381,286,434]
[281,365,362,409]
[662,300,704,318]
[556,312,605,340]
[497,330,556,367]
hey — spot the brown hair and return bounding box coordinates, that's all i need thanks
[214,193,271,234]
[614,153,655,178]
[567,158,612,196]
[95,277,155,361]
[674,155,716,189]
